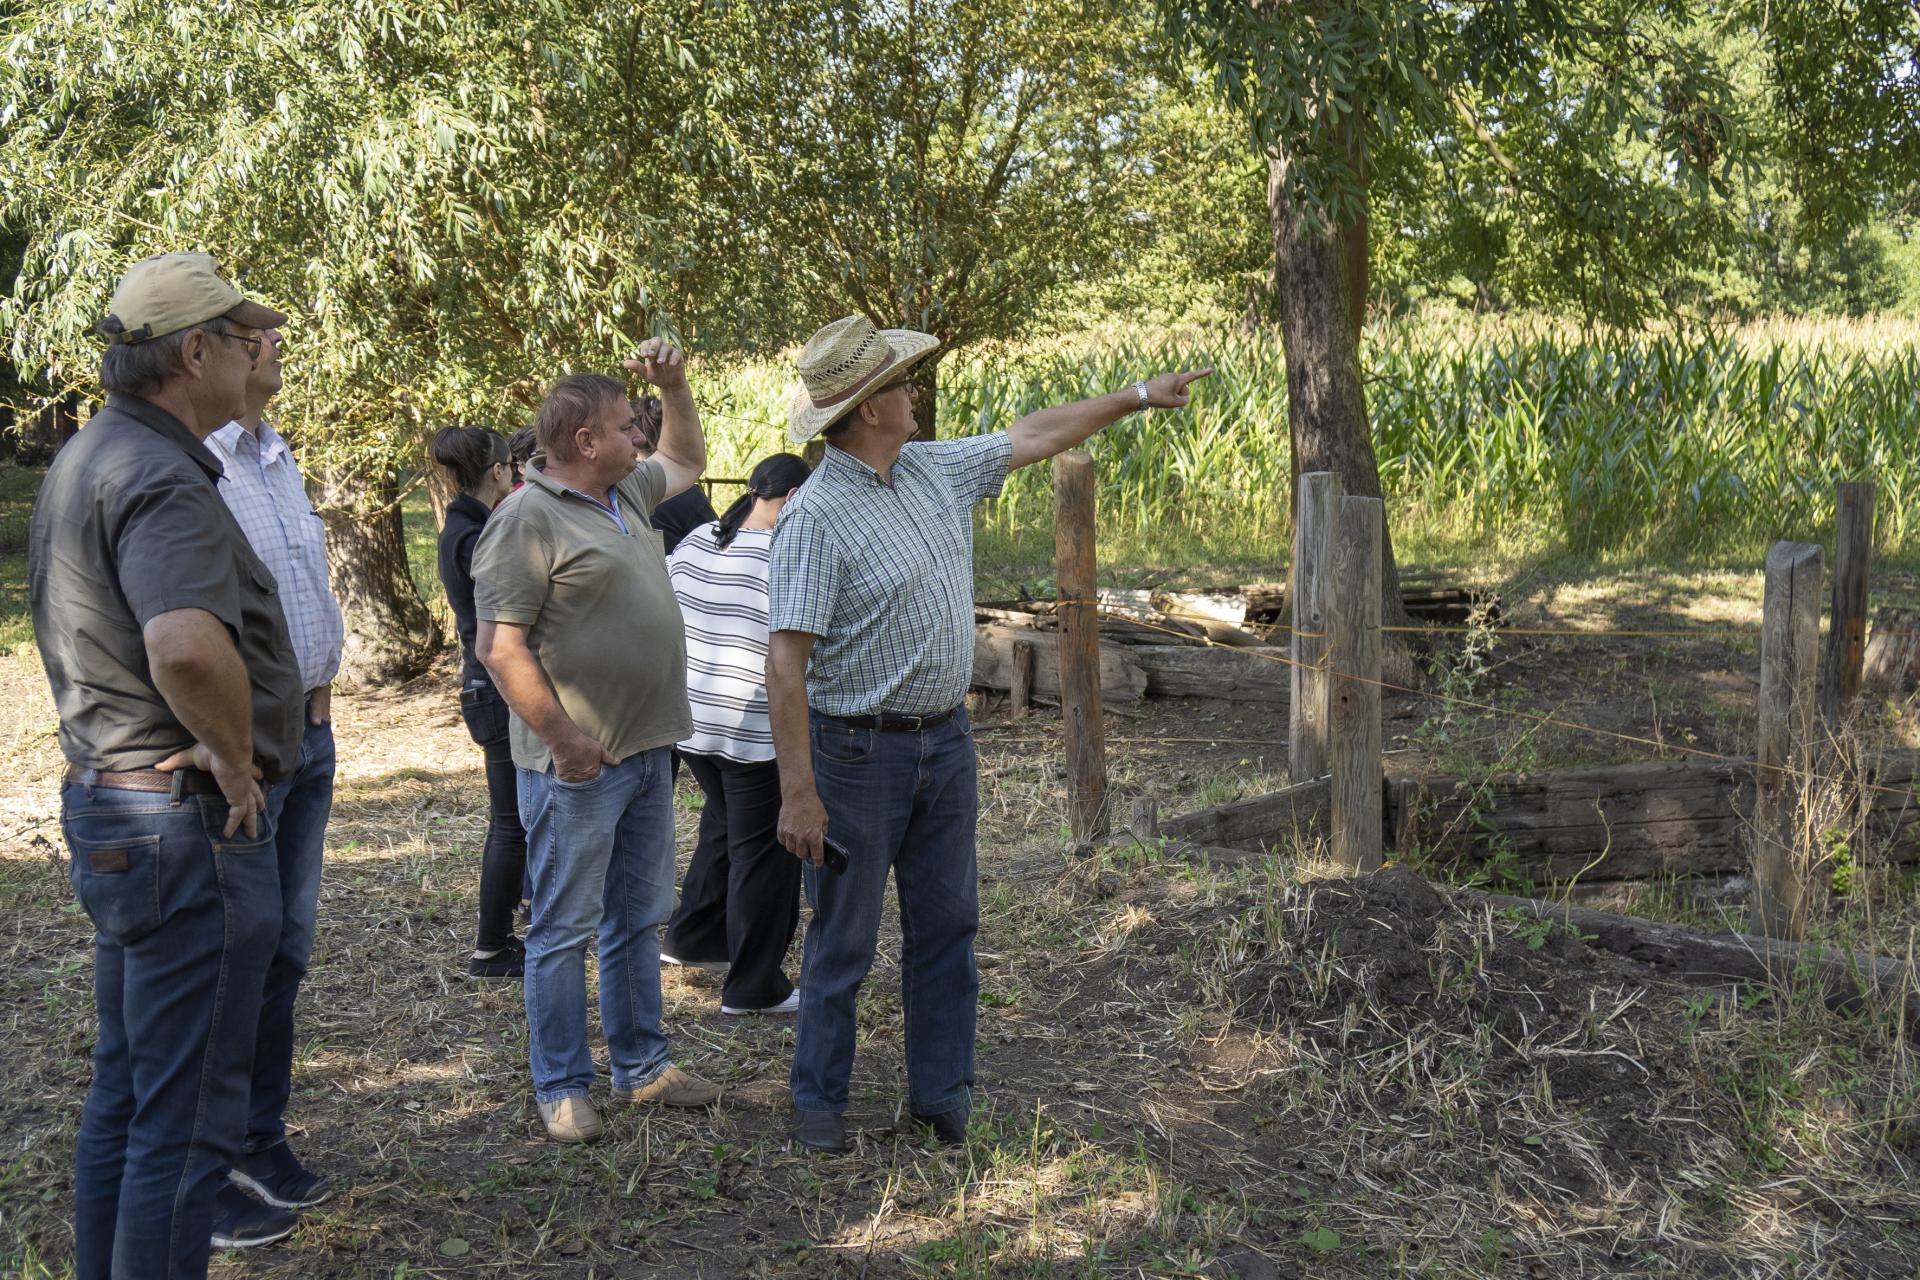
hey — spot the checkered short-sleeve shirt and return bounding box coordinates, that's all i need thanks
[768,433,1013,716]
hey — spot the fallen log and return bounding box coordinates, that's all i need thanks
[972,623,1147,703]
[1130,645,1293,703]
[1160,776,1331,849]
[1458,887,1920,1031]
[1393,755,1918,884]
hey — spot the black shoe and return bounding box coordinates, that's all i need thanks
[792,1109,849,1153]
[229,1139,332,1209]
[209,1183,298,1249]
[912,1108,969,1147]
[468,940,525,981]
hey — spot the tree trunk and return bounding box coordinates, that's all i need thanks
[314,468,443,686]
[1268,150,1412,645]
[911,353,941,442]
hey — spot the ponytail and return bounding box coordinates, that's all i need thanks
[431,426,510,494]
[713,452,813,548]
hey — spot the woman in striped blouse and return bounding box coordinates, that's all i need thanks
[661,453,814,1014]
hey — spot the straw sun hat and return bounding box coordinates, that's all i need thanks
[786,314,941,443]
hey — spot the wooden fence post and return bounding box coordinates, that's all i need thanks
[1055,451,1108,844]
[1820,481,1875,724]
[1329,496,1384,872]
[1290,471,1343,783]
[1753,540,1824,940]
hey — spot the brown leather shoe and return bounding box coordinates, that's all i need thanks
[537,1096,603,1143]
[613,1065,722,1109]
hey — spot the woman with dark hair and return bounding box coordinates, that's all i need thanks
[432,425,530,980]
[661,452,814,1013]
[631,395,718,554]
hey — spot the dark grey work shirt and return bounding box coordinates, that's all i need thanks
[28,393,305,781]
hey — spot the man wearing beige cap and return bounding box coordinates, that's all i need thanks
[28,251,306,1275]
[766,315,1209,1152]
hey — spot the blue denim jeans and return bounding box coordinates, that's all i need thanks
[238,715,334,1153]
[65,780,282,1280]
[790,707,979,1118]
[517,747,677,1103]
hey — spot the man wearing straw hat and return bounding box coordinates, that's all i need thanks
[767,314,1209,1152]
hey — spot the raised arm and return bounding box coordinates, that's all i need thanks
[1005,368,1213,471]
[624,338,705,499]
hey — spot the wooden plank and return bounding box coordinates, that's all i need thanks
[1290,472,1341,782]
[1330,496,1384,872]
[1160,776,1331,850]
[1056,451,1108,842]
[1821,482,1875,722]
[1131,645,1291,703]
[1753,541,1823,940]
[1010,637,1035,717]
[1461,887,1920,1032]
[972,624,1147,703]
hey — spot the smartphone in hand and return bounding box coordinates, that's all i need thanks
[821,834,850,875]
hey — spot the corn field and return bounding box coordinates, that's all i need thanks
[697,317,1920,570]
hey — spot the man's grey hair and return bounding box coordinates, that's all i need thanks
[97,315,235,397]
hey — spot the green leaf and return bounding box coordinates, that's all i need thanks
[438,1238,471,1258]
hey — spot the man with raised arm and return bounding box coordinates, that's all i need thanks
[29,252,303,1276]
[472,343,723,1144]
[765,314,1209,1153]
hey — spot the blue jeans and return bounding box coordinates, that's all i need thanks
[791,708,979,1118]
[517,748,677,1103]
[238,715,333,1153]
[65,780,282,1280]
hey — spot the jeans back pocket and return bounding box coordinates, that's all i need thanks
[66,833,164,945]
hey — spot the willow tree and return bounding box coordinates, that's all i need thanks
[1162,0,1919,625]
[0,2,737,681]
[699,0,1162,439]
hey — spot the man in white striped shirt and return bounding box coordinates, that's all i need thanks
[202,325,345,1244]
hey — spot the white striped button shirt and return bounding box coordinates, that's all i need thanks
[668,523,776,763]
[206,420,344,691]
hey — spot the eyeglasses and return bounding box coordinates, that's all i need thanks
[882,379,918,400]
[213,331,264,363]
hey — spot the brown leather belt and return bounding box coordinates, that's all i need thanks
[65,765,221,795]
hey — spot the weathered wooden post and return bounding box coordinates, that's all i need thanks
[1290,471,1343,783]
[1130,796,1161,842]
[1329,496,1384,872]
[1055,451,1108,844]
[1009,637,1036,718]
[1753,540,1824,940]
[1820,481,1875,724]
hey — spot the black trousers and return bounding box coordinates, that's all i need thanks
[663,752,800,1010]
[460,684,529,951]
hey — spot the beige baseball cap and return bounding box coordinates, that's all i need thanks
[102,252,286,344]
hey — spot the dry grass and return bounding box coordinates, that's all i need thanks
[2,567,1919,1278]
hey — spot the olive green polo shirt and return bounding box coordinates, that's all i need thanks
[471,457,692,772]
[27,394,305,781]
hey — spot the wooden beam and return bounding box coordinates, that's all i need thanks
[972,625,1146,704]
[1290,471,1341,781]
[1056,451,1108,843]
[1009,636,1035,717]
[1160,776,1332,850]
[1753,541,1823,940]
[1130,645,1291,703]
[1821,482,1875,722]
[1329,496,1384,872]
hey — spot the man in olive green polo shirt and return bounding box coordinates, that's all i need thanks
[473,344,722,1143]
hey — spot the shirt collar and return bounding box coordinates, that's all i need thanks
[823,443,904,487]
[207,418,291,464]
[523,459,625,513]
[448,492,492,524]
[108,393,224,482]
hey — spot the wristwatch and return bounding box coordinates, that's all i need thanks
[1134,380,1150,412]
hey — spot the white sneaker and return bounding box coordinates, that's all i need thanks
[722,989,801,1016]
[660,952,727,973]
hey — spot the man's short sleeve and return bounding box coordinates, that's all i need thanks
[471,512,554,627]
[919,432,1014,507]
[114,474,245,631]
[767,507,841,637]
[617,459,668,523]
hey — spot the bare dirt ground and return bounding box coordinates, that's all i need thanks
[2,568,1917,1278]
